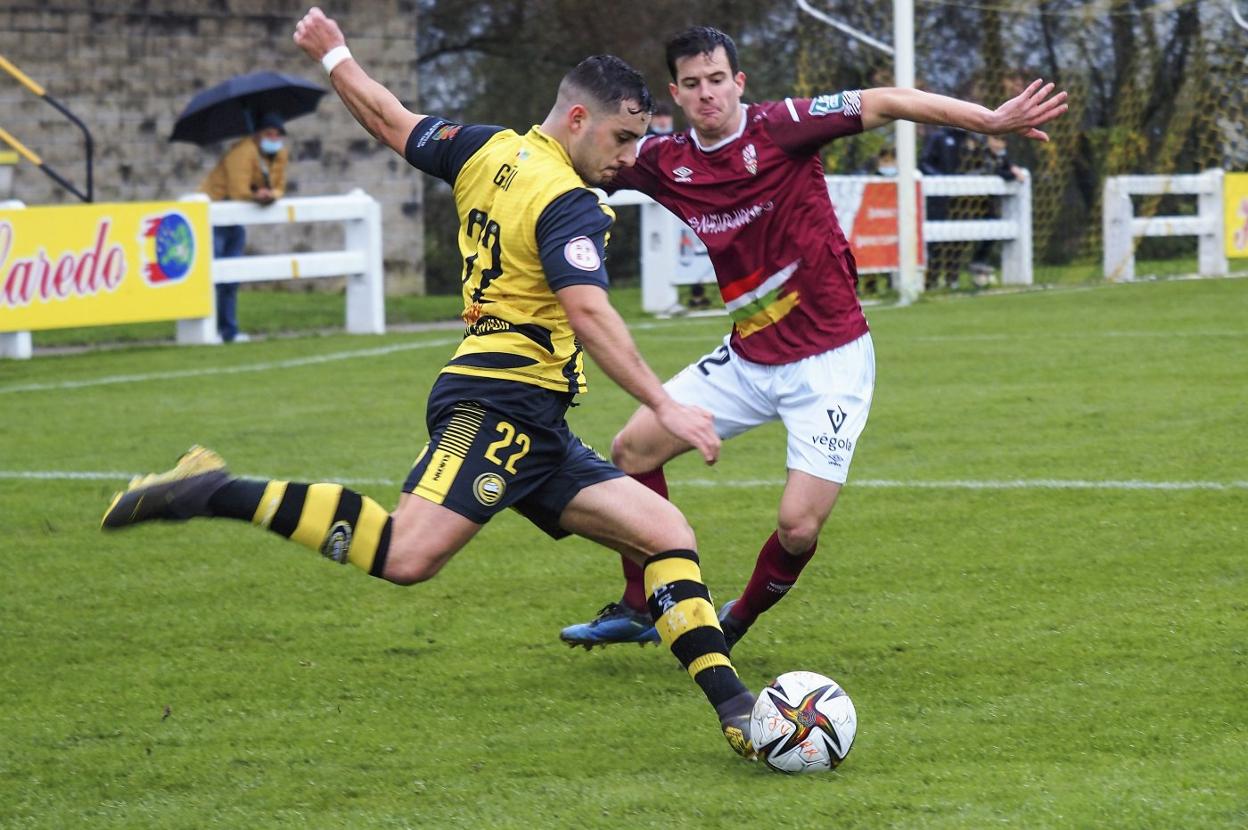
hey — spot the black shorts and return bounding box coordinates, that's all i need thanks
[402,373,624,538]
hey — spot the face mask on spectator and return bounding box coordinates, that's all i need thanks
[877,165,897,176]
[260,138,284,155]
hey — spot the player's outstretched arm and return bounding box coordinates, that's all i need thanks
[293,7,422,155]
[557,284,720,465]
[860,80,1068,141]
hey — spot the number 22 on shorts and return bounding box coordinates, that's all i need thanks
[483,421,531,473]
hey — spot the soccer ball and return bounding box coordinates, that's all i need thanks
[750,670,857,774]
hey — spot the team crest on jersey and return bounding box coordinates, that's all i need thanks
[809,93,846,117]
[743,143,758,175]
[672,165,693,183]
[564,236,601,271]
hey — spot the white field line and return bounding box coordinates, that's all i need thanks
[0,338,462,395]
[4,272,1244,396]
[3,469,1244,492]
[0,321,699,396]
[644,329,1248,343]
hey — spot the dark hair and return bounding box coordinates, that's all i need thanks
[665,26,739,80]
[256,111,286,134]
[561,55,654,116]
[652,102,673,118]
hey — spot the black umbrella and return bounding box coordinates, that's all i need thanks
[170,71,326,145]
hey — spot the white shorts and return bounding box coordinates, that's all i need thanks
[664,333,875,484]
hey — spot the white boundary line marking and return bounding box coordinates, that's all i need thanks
[0,338,462,395]
[7,272,1245,396]
[0,322,699,396]
[4,469,1244,491]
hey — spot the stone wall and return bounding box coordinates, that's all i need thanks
[0,0,425,293]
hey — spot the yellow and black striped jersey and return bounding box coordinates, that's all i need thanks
[406,117,615,394]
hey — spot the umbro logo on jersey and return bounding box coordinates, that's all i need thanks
[672,166,693,182]
[743,143,758,175]
[827,405,848,433]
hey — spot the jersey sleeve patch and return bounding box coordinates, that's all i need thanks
[404,117,504,185]
[563,236,602,271]
[536,189,612,291]
[808,90,862,117]
[767,93,864,155]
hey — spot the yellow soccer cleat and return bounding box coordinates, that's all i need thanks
[101,446,230,530]
[722,714,757,761]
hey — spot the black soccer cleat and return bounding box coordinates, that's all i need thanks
[101,445,230,530]
[717,690,758,761]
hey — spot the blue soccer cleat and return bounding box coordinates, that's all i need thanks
[560,602,660,649]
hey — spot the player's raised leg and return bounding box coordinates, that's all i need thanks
[557,475,755,759]
[101,445,482,585]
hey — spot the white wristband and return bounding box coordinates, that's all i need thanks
[321,45,352,75]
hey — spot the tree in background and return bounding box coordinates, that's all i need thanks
[413,0,1247,291]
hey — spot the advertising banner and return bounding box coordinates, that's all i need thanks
[0,201,211,332]
[825,177,925,272]
[1225,172,1248,259]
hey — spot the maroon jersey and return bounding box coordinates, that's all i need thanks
[609,93,870,364]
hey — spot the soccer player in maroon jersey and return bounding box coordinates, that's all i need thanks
[560,26,1067,648]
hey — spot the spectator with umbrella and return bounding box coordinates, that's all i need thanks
[171,71,326,343]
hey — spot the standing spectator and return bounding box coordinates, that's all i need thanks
[919,123,977,288]
[648,104,710,310]
[198,111,290,342]
[872,146,898,176]
[968,134,1023,285]
[649,102,710,310]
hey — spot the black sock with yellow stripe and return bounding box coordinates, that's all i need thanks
[208,478,391,578]
[644,549,751,718]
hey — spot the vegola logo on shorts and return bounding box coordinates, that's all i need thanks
[826,405,847,433]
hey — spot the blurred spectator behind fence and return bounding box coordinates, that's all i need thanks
[647,103,711,310]
[873,146,897,176]
[919,124,977,289]
[968,134,1023,285]
[647,102,674,136]
[198,111,290,342]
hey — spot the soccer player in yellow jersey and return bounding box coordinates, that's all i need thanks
[100,7,757,761]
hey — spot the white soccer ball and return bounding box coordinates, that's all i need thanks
[750,670,857,774]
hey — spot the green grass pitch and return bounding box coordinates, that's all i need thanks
[1,278,1245,828]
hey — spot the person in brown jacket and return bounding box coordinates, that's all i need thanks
[199,111,290,342]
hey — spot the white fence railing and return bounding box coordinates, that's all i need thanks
[1102,169,1226,282]
[176,188,385,344]
[923,172,1033,286]
[607,172,1033,314]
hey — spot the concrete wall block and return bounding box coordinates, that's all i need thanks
[2,0,423,294]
